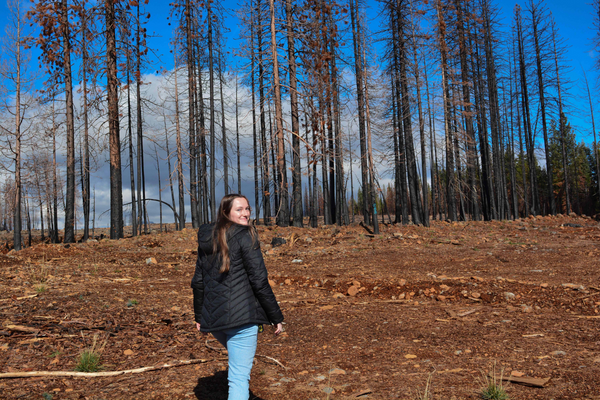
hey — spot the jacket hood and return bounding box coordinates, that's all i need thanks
[197,223,250,256]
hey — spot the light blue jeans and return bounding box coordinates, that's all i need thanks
[212,324,258,400]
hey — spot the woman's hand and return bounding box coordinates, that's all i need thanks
[195,322,207,335]
[274,322,283,335]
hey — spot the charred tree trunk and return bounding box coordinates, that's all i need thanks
[391,75,402,224]
[257,0,271,224]
[269,0,289,226]
[508,58,520,218]
[219,58,229,195]
[184,0,199,227]
[413,45,429,226]
[135,1,147,234]
[80,8,91,241]
[173,53,186,230]
[454,0,479,221]
[250,6,260,222]
[61,0,76,243]
[424,61,438,221]
[436,0,457,221]
[236,77,241,194]
[553,23,571,214]
[51,104,59,243]
[390,9,409,224]
[395,3,422,226]
[126,62,137,236]
[516,6,540,216]
[470,17,495,220]
[530,0,555,215]
[106,0,123,239]
[207,0,217,221]
[286,0,303,227]
[163,113,178,228]
[350,0,370,225]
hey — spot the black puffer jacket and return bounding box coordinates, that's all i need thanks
[191,223,283,332]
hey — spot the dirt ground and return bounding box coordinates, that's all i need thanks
[0,214,599,399]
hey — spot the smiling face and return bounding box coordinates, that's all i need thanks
[228,197,251,225]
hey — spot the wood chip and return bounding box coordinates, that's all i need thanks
[5,325,39,333]
[456,308,479,317]
[494,374,551,388]
[18,337,52,344]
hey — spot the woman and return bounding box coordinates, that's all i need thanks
[192,194,284,399]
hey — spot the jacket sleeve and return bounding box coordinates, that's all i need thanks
[191,248,204,324]
[238,231,284,325]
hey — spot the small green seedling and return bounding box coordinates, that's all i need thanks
[74,334,105,372]
[75,349,102,372]
[126,299,139,307]
[48,350,61,358]
[35,283,47,293]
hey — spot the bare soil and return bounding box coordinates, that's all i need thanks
[1,214,599,399]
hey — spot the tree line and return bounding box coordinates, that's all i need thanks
[1,0,600,250]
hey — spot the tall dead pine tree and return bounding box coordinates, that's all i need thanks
[435,0,457,221]
[528,0,556,215]
[106,0,124,238]
[515,5,540,216]
[350,0,371,225]
[286,0,303,226]
[269,0,289,226]
[453,0,480,221]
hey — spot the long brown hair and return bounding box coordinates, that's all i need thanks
[213,194,254,274]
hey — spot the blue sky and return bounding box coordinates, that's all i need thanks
[1,0,596,132]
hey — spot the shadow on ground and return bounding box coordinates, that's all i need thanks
[194,370,265,400]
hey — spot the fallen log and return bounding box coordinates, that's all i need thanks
[0,358,227,379]
[0,294,38,303]
[359,222,374,235]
